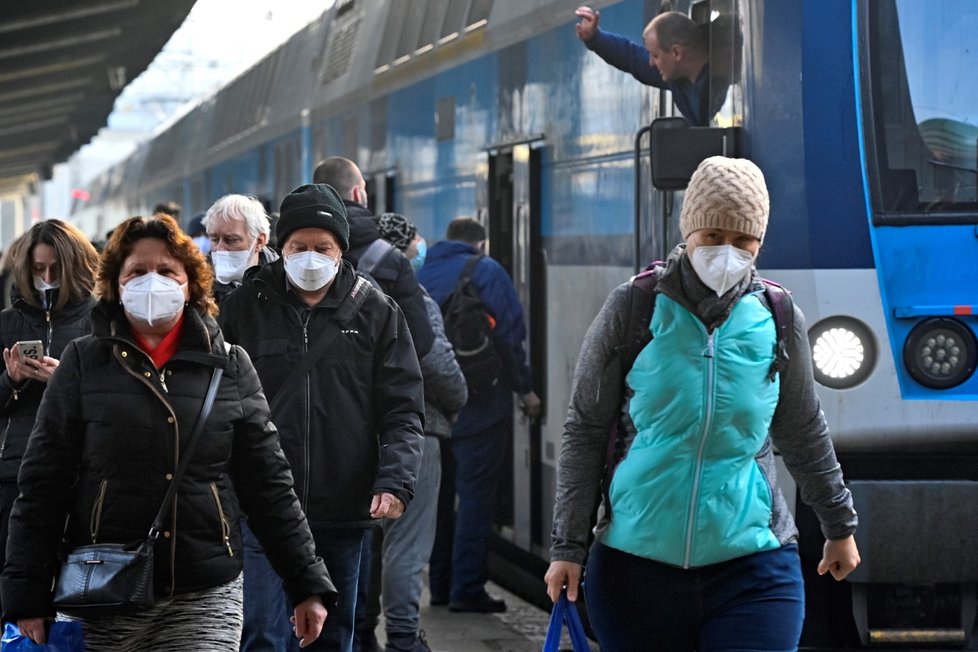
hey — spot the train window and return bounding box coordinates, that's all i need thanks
[436,97,456,141]
[866,0,978,220]
[706,0,744,126]
[689,0,744,126]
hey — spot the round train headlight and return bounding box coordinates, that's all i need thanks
[903,318,977,389]
[809,317,877,389]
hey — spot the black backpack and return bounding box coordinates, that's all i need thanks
[441,255,502,395]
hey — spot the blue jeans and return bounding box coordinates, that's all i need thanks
[352,528,382,651]
[240,518,290,651]
[585,542,805,652]
[382,436,442,636]
[241,519,366,652]
[450,422,508,602]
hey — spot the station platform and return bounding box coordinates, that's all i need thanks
[373,579,597,652]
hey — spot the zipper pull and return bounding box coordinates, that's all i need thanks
[703,332,715,358]
[224,535,234,557]
[159,368,169,393]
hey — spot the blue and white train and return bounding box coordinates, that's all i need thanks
[72,0,978,647]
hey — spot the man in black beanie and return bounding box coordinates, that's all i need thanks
[219,183,425,652]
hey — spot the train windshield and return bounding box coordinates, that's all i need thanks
[866,0,978,221]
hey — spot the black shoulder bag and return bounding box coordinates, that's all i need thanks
[52,366,224,616]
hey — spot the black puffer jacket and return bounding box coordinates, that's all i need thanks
[344,200,434,358]
[0,291,96,482]
[0,303,335,621]
[219,258,425,526]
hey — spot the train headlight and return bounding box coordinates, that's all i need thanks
[809,317,877,389]
[903,318,977,389]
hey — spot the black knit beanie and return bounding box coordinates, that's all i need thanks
[277,184,350,250]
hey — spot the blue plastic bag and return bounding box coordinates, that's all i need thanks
[2,621,84,652]
[542,589,591,652]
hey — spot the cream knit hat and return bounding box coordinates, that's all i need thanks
[679,156,770,241]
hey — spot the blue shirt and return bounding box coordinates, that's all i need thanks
[586,28,712,126]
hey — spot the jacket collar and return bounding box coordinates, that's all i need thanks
[427,239,480,263]
[247,257,359,309]
[11,291,96,322]
[656,244,762,331]
[92,300,226,364]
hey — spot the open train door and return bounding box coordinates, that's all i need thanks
[485,140,548,566]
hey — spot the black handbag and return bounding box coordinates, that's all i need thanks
[52,367,224,616]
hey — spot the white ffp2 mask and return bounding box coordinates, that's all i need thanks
[212,238,257,284]
[284,251,339,292]
[120,273,187,326]
[690,245,754,296]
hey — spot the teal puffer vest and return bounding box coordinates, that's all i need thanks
[601,292,781,567]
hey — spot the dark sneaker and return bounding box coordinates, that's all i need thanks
[385,630,432,652]
[448,593,507,613]
[429,595,449,607]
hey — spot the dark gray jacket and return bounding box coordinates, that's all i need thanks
[420,292,467,437]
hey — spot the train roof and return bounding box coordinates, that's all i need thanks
[0,0,196,196]
[82,0,615,204]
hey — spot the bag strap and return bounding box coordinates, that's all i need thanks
[542,590,591,652]
[759,279,793,381]
[267,276,372,416]
[147,366,223,541]
[440,255,484,314]
[358,238,395,276]
[459,254,482,284]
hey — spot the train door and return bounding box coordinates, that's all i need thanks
[365,168,397,214]
[486,142,547,555]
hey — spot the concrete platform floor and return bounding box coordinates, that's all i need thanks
[373,579,598,652]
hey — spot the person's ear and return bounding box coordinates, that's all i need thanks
[256,232,268,251]
[354,184,368,206]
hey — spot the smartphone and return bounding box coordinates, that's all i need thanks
[15,340,44,362]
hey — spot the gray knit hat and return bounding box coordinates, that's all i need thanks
[679,156,770,241]
[277,183,350,250]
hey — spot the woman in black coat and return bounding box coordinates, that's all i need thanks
[0,220,99,615]
[0,215,335,650]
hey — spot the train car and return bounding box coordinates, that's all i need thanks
[72,0,978,647]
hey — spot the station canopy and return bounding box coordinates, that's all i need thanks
[0,0,197,196]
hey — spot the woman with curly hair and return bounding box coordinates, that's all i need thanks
[1,214,336,650]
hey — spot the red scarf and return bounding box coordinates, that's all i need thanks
[132,315,185,369]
